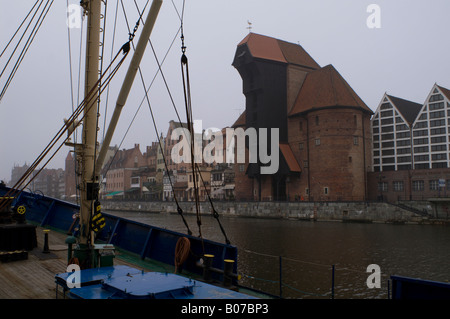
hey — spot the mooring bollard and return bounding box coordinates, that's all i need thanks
[203,254,214,282]
[43,229,50,254]
[223,259,235,287]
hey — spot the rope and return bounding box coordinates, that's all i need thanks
[121,0,193,236]
[0,0,55,103]
[0,0,40,58]
[180,32,203,249]
[0,41,130,211]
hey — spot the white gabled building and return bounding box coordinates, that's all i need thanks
[372,93,422,172]
[372,83,450,173]
[411,84,450,170]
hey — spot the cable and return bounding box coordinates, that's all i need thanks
[0,1,54,103]
[0,42,130,211]
[0,0,40,58]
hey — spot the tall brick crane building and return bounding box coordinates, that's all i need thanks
[231,33,373,201]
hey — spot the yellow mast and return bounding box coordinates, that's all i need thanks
[79,0,101,249]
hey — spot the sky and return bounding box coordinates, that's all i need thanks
[0,0,449,183]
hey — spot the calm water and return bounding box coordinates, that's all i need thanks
[106,210,450,299]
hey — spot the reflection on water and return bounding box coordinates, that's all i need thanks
[106,210,450,299]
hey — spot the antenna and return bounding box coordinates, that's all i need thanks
[247,20,252,33]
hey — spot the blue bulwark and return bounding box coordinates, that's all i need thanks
[391,275,450,299]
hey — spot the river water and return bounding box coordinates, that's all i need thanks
[106,210,450,299]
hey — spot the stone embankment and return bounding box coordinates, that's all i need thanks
[102,200,441,224]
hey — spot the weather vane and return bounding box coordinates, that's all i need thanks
[247,20,252,33]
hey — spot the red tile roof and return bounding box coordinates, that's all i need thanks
[238,33,320,69]
[232,111,246,128]
[289,64,372,116]
[279,143,301,173]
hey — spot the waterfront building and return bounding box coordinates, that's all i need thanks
[232,33,373,202]
[368,84,450,202]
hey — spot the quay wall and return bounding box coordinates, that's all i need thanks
[102,200,436,224]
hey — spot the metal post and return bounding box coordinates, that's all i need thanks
[279,256,283,298]
[223,259,234,287]
[331,264,335,299]
[203,254,214,282]
[387,279,390,299]
[43,229,50,253]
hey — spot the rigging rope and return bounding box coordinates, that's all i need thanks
[117,0,193,235]
[180,31,203,247]
[0,0,40,58]
[0,0,54,103]
[0,40,131,212]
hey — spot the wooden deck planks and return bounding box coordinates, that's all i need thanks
[0,225,147,299]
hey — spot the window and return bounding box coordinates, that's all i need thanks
[413,130,428,137]
[429,93,444,102]
[353,136,359,145]
[324,187,329,195]
[414,121,428,129]
[414,146,428,153]
[299,143,304,150]
[397,148,410,154]
[432,153,447,161]
[412,180,424,191]
[315,138,321,146]
[414,155,429,162]
[430,119,446,127]
[315,116,319,126]
[430,127,446,135]
[397,156,411,163]
[431,136,446,144]
[429,110,445,119]
[429,180,439,191]
[393,181,404,192]
[382,126,393,133]
[378,182,388,192]
[431,144,446,152]
[303,160,309,168]
[380,110,393,117]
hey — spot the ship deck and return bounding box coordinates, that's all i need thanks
[0,225,154,299]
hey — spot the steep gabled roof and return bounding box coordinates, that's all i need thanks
[237,33,320,69]
[437,84,450,100]
[231,111,246,128]
[386,95,422,125]
[289,64,372,116]
[279,143,301,173]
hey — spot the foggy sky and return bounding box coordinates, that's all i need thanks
[1,0,449,182]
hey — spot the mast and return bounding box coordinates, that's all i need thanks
[95,0,162,174]
[79,0,102,248]
[74,0,163,267]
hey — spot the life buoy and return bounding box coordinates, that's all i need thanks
[174,237,190,273]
